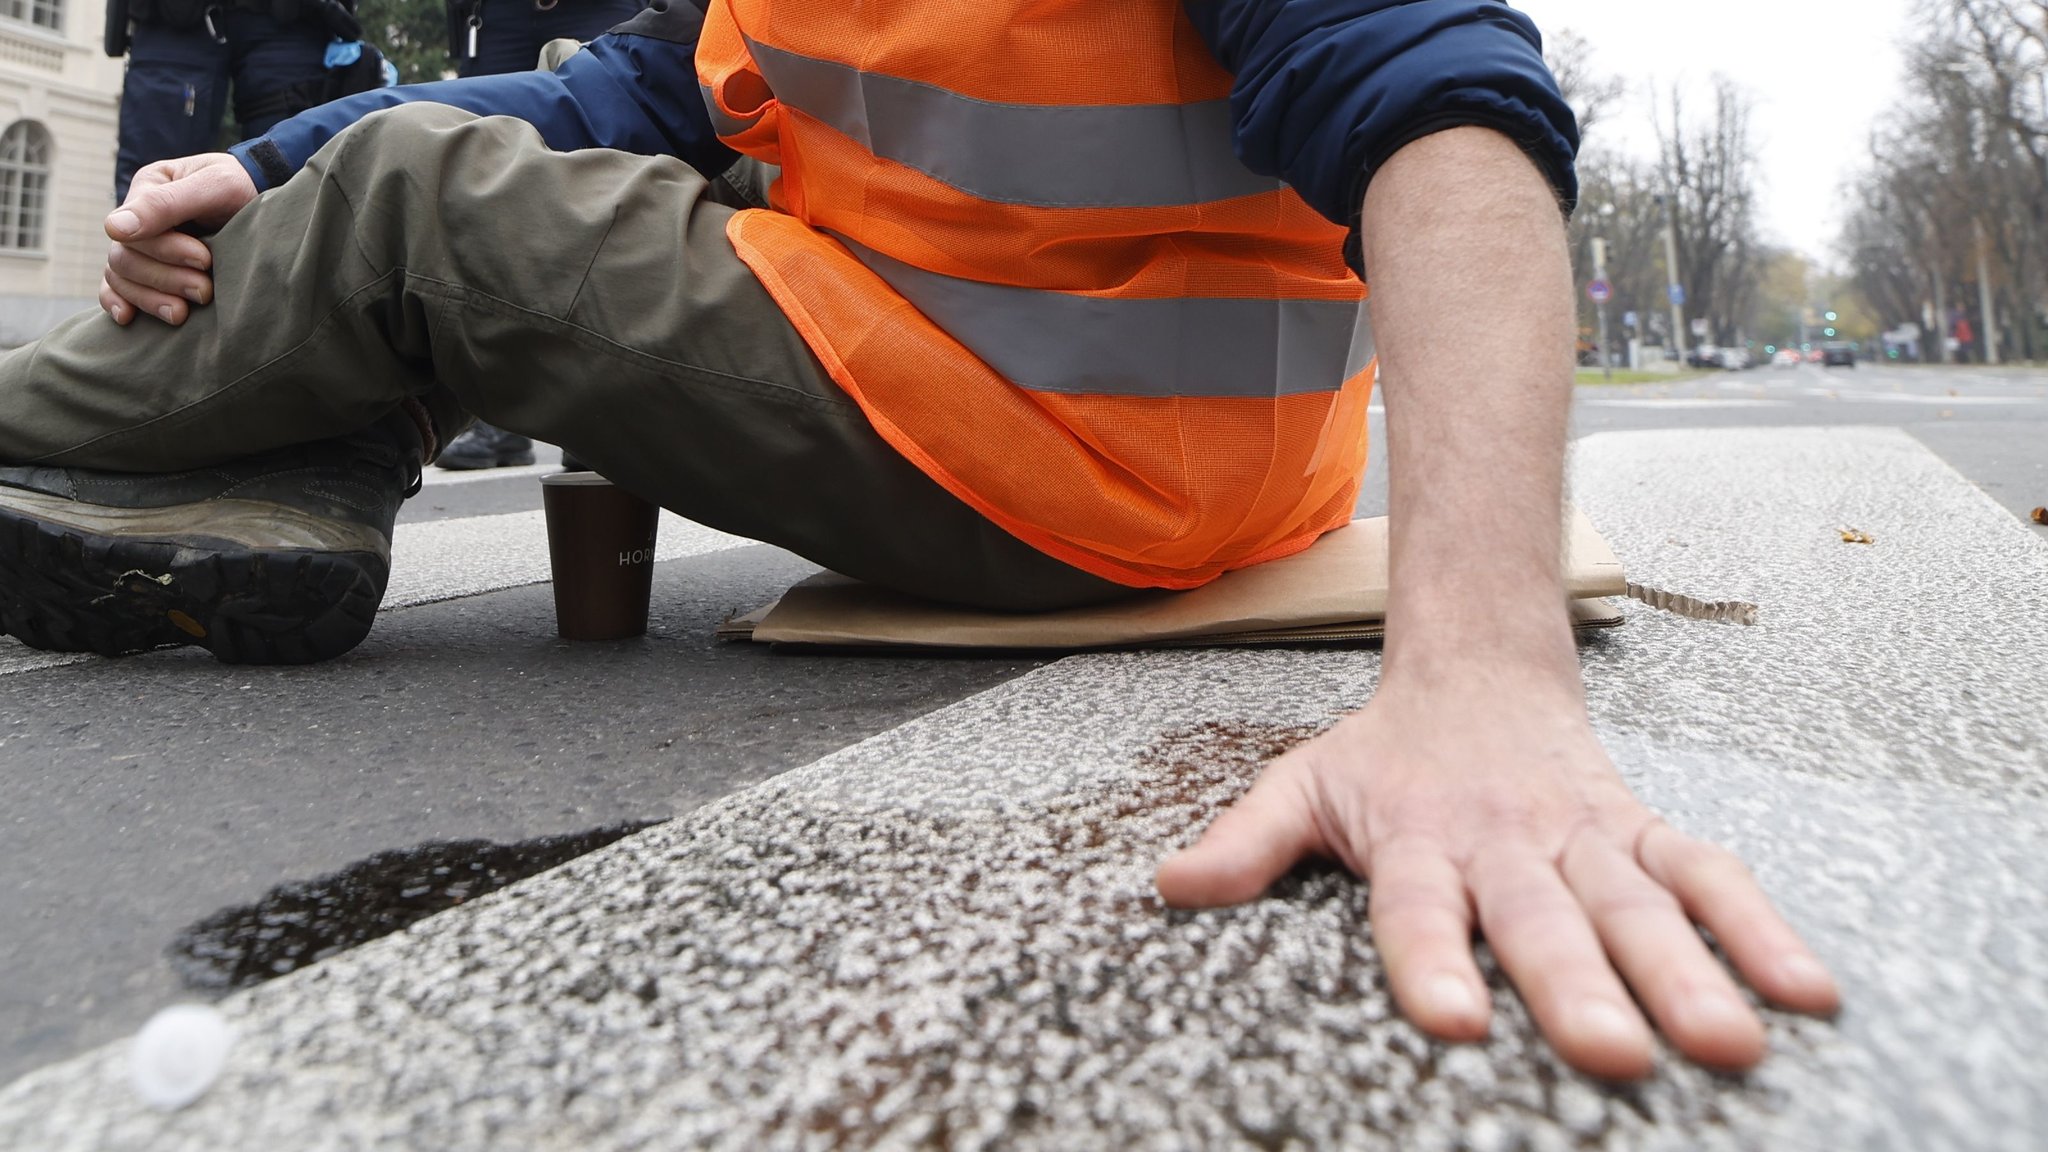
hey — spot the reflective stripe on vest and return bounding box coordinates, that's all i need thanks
[837,234,1369,398]
[744,38,1281,210]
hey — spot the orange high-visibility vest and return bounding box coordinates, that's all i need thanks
[698,0,1374,589]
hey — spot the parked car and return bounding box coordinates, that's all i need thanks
[1687,345,1722,369]
[1821,342,1857,368]
[1718,347,1752,370]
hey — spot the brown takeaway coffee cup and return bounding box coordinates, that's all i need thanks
[541,473,661,641]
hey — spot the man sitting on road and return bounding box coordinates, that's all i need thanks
[0,0,1839,1079]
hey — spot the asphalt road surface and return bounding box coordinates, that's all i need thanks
[2,361,2044,1148]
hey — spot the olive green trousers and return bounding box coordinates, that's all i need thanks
[0,103,1127,611]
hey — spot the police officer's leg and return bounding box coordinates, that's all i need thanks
[114,22,231,202]
[218,5,332,139]
[0,104,1126,611]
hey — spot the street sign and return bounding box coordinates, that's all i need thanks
[1622,310,1638,330]
[1668,283,1686,307]
[1586,279,1612,303]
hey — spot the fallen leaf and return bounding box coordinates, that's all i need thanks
[1839,527,1876,545]
[2032,506,2047,525]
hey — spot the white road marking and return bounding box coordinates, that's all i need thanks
[0,509,753,675]
[385,509,749,609]
[421,463,560,487]
[1800,388,2043,405]
[0,649,88,677]
[1582,398,1792,409]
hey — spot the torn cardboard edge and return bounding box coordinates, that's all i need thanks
[1623,582,1759,627]
[719,511,1632,653]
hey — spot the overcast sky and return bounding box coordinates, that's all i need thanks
[1514,0,1917,263]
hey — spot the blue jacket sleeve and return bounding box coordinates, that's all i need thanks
[229,1,735,191]
[1185,0,1580,270]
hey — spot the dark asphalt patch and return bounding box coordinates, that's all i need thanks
[168,822,657,992]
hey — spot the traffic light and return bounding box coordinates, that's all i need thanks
[1824,311,1839,323]
[1824,327,1837,338]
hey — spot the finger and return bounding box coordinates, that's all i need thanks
[98,277,134,325]
[109,165,229,241]
[104,267,190,326]
[107,242,211,306]
[1155,751,1325,908]
[1368,835,1490,1041]
[1637,823,1840,1015]
[1469,845,1655,1080]
[120,228,213,273]
[1562,833,1766,1069]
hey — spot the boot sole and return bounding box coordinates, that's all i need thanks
[0,494,389,666]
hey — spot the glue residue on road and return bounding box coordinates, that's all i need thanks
[168,821,657,991]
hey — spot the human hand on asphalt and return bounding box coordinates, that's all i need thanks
[1154,667,1841,1080]
[100,153,260,327]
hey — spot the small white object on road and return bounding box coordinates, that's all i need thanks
[128,1004,233,1112]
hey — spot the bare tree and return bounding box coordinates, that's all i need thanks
[1654,77,1764,347]
[1569,151,1675,349]
[1841,0,2048,360]
[1546,28,1626,141]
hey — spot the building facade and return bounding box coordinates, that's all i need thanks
[0,0,122,345]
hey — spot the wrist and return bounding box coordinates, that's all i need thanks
[1381,607,1584,699]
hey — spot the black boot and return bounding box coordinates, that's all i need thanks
[0,409,423,665]
[435,422,535,470]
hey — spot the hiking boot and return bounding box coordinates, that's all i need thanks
[0,410,423,665]
[436,422,535,470]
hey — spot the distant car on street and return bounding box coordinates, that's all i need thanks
[1687,345,1721,369]
[1718,347,1751,370]
[1773,349,1803,368]
[1822,342,1857,368]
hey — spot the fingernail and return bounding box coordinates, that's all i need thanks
[1578,1000,1640,1046]
[157,305,175,322]
[109,210,139,236]
[1425,974,1482,1021]
[1779,953,1836,996]
[186,289,205,304]
[1681,992,1751,1035]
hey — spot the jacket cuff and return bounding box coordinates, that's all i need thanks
[228,138,295,193]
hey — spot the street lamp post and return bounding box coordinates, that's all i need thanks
[1654,191,1688,366]
[1590,203,1616,382]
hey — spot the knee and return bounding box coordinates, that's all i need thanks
[344,102,480,151]
[335,102,544,187]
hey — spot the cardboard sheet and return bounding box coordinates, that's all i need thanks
[719,510,1627,652]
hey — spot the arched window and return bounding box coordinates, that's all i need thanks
[0,0,61,31]
[0,121,50,252]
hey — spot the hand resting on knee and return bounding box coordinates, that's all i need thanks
[100,153,260,327]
